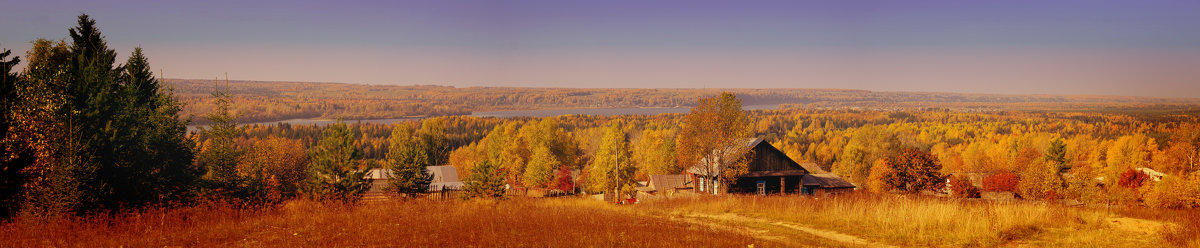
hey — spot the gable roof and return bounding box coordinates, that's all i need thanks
[363,165,461,183]
[687,138,811,177]
[799,163,828,174]
[686,138,766,175]
[802,173,856,189]
[645,174,693,192]
[427,165,460,183]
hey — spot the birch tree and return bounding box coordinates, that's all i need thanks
[676,92,752,194]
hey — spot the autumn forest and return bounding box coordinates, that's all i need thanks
[3,14,1200,247]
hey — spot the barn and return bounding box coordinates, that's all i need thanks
[687,138,854,195]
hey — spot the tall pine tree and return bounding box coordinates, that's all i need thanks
[305,121,369,202]
[386,123,432,197]
[197,78,243,199]
[13,14,197,215]
[0,46,33,218]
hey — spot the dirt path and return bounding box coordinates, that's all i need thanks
[682,212,898,248]
[1107,217,1174,235]
[669,215,791,244]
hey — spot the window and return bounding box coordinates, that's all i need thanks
[712,179,719,194]
[757,181,766,195]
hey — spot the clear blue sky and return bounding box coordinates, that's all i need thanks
[2,0,1199,97]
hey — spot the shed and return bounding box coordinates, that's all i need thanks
[637,174,694,195]
[801,173,856,195]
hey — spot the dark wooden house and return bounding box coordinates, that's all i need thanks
[687,138,854,195]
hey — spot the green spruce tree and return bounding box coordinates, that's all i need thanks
[0,46,33,218]
[197,78,244,200]
[386,123,432,197]
[305,121,369,202]
[462,160,505,200]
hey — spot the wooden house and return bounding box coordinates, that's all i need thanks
[687,138,854,195]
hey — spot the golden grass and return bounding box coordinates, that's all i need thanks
[3,194,1193,247]
[639,193,1189,247]
[0,198,770,247]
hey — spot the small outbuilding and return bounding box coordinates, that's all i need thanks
[636,174,695,198]
[801,173,856,195]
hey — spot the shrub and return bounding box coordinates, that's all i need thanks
[882,149,945,193]
[948,175,980,198]
[553,165,575,193]
[1044,189,1061,201]
[1118,169,1148,189]
[463,160,506,200]
[983,172,1019,192]
[866,159,893,194]
[1144,176,1200,209]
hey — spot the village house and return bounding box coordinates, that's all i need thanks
[364,165,464,194]
[686,138,855,195]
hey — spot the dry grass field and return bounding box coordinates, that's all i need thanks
[1,194,1196,247]
[639,194,1200,247]
[0,198,768,247]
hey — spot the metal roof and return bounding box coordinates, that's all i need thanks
[363,165,461,183]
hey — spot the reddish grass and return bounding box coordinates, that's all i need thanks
[0,198,766,247]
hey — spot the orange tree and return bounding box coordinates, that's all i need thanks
[982,171,1020,192]
[883,149,946,193]
[947,174,980,198]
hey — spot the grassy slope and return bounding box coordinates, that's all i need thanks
[0,199,770,247]
[640,194,1199,247]
[2,195,1196,247]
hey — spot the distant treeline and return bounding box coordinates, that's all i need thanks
[164,78,1200,125]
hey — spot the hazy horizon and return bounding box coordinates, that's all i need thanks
[3,1,1199,98]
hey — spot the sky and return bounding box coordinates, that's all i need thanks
[2,0,1199,97]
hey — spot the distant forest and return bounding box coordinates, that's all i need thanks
[165,79,1200,125]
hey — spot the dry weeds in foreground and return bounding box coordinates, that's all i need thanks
[0,198,767,247]
[641,193,1200,247]
[3,195,1197,247]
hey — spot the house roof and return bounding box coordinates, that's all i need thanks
[798,163,828,174]
[643,174,693,192]
[686,138,764,176]
[741,170,808,177]
[427,165,460,183]
[802,173,856,189]
[363,165,461,183]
